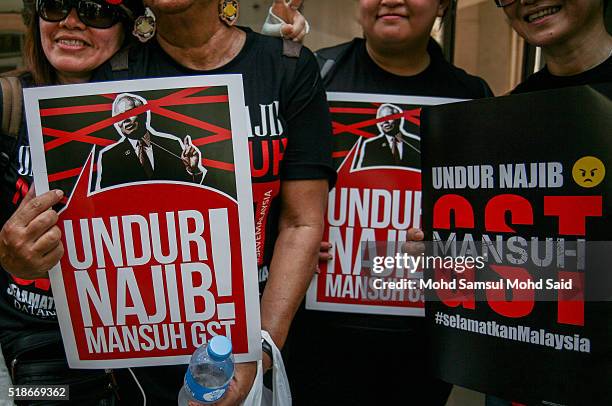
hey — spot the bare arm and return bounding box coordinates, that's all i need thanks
[261,178,328,350]
[215,179,327,405]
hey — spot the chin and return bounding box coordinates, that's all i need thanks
[148,0,194,14]
[373,27,423,46]
[525,30,568,49]
[53,62,94,76]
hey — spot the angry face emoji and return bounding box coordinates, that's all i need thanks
[572,156,605,188]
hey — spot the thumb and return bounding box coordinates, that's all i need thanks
[183,135,192,147]
[280,23,293,36]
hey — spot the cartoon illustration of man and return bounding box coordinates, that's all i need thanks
[95,93,206,190]
[354,103,420,170]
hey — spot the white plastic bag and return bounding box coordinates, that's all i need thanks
[242,331,291,406]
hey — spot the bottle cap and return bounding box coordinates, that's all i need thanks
[207,335,232,361]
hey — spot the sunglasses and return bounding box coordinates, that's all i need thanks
[36,0,130,29]
[494,0,518,6]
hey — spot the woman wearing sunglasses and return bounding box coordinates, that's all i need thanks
[26,0,141,84]
[1,0,329,405]
[0,1,148,404]
[498,0,612,95]
[0,1,146,403]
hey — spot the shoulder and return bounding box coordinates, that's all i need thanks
[0,70,33,84]
[511,69,550,94]
[362,135,383,148]
[101,140,127,158]
[424,39,492,98]
[316,39,360,59]
[0,71,32,137]
[246,29,283,54]
[0,71,33,109]
[243,29,319,78]
[512,75,540,94]
[315,39,359,65]
[513,58,612,94]
[154,133,182,147]
[249,29,317,64]
[436,59,493,98]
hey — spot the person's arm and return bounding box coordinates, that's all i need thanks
[216,179,327,405]
[218,45,333,405]
[260,178,327,350]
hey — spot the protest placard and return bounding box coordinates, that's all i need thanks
[306,92,461,316]
[422,86,612,404]
[24,75,261,368]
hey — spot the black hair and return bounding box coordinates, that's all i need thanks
[24,0,144,85]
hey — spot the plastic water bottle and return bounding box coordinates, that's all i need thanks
[178,335,235,405]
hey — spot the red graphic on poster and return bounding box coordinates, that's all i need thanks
[308,94,459,315]
[24,76,260,368]
[422,87,612,404]
[60,155,247,361]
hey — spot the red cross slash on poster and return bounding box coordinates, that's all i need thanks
[306,92,463,316]
[24,75,261,368]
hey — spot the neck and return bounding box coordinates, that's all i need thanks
[56,71,91,85]
[544,22,612,76]
[155,3,246,71]
[365,37,431,76]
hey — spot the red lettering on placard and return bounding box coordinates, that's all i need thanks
[435,266,476,309]
[433,194,474,229]
[432,193,595,327]
[486,265,534,318]
[485,195,533,233]
[544,196,602,236]
[557,271,584,326]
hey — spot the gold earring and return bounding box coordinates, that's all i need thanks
[219,0,239,26]
[133,7,156,43]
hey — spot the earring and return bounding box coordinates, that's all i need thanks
[219,0,239,26]
[133,7,156,43]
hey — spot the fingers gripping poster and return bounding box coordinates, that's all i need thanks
[24,76,261,368]
[306,92,461,316]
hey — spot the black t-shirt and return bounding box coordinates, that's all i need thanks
[94,27,335,283]
[1,27,334,371]
[92,29,335,403]
[319,37,493,98]
[511,55,612,405]
[0,74,60,347]
[308,37,492,333]
[512,54,612,97]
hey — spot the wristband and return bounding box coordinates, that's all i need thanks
[261,337,273,363]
